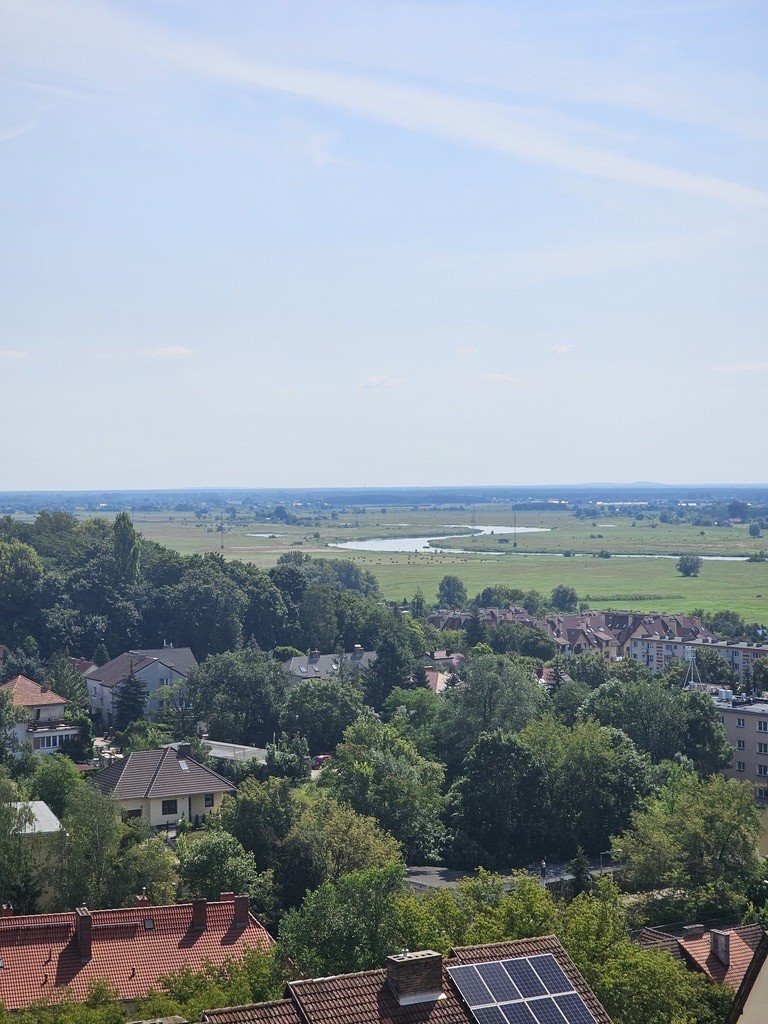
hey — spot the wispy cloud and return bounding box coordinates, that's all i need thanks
[157,41,768,211]
[358,374,403,389]
[0,122,37,143]
[480,372,523,388]
[456,345,478,356]
[0,349,30,359]
[149,346,194,359]
[552,343,577,354]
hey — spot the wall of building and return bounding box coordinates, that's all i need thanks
[740,958,768,1024]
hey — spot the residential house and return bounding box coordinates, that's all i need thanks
[8,800,63,908]
[726,929,768,1024]
[638,923,763,990]
[0,894,272,1011]
[85,646,197,727]
[283,645,376,683]
[92,745,234,826]
[198,937,615,1024]
[0,675,81,754]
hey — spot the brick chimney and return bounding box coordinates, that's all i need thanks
[386,950,443,1005]
[135,893,148,907]
[710,929,731,966]
[219,892,235,903]
[1,904,14,917]
[75,907,92,961]
[192,898,207,931]
[233,894,249,928]
[682,924,705,939]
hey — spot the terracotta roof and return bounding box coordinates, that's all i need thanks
[211,936,614,1024]
[203,1000,303,1024]
[92,748,235,801]
[679,931,756,988]
[637,923,763,983]
[0,675,67,707]
[725,930,768,1024]
[0,899,273,1011]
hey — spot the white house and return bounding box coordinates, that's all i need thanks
[84,646,197,727]
[0,675,81,754]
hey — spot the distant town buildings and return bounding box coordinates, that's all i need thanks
[0,675,81,754]
[283,645,376,683]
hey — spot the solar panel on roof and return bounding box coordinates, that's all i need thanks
[447,957,597,1024]
[476,962,522,1002]
[527,998,564,1024]
[450,965,493,1007]
[503,959,547,998]
[500,1003,537,1024]
[554,994,597,1024]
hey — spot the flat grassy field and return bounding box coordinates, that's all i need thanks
[128,507,768,622]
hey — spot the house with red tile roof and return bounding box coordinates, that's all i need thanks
[0,675,81,755]
[638,923,763,991]
[726,929,768,1024]
[0,894,273,1011]
[198,937,615,1024]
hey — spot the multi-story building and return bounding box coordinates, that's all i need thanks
[629,637,768,686]
[84,646,197,727]
[0,675,81,754]
[715,697,768,803]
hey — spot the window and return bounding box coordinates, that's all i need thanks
[737,761,746,772]
[126,808,142,819]
[759,721,768,733]
[737,717,746,728]
[144,918,154,931]
[737,740,745,750]
[759,765,768,778]
[161,799,178,816]
[759,742,768,755]
[758,788,768,800]
[204,793,214,808]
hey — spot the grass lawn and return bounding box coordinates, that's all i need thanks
[127,509,768,622]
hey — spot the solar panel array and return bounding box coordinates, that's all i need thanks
[447,955,598,1024]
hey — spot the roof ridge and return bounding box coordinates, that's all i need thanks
[289,966,386,988]
[144,747,171,798]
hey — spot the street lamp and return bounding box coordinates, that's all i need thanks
[599,851,611,874]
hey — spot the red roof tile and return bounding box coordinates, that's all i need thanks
[0,900,273,1011]
[0,676,67,708]
[679,931,755,988]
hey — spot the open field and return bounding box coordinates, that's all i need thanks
[127,508,768,622]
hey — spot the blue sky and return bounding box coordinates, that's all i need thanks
[1,0,766,489]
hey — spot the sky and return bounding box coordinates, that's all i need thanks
[1,0,767,489]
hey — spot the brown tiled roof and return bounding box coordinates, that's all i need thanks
[92,748,234,801]
[635,927,683,960]
[203,1000,303,1024]
[219,936,614,1024]
[0,900,272,1011]
[0,675,67,707]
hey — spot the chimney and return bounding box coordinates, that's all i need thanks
[75,907,92,962]
[710,929,731,967]
[192,898,207,931]
[135,893,149,907]
[176,742,191,758]
[682,924,706,939]
[386,950,443,1005]
[219,892,235,903]
[1,904,14,917]
[233,894,249,928]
